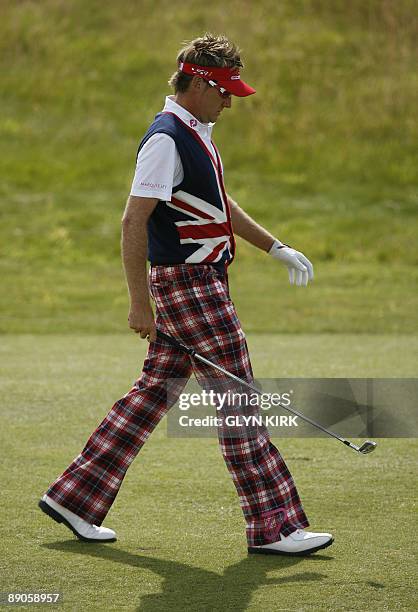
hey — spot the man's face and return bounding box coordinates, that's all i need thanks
[197,80,232,123]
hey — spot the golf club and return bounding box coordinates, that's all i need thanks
[157,330,377,455]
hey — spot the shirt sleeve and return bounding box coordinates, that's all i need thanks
[130,133,182,201]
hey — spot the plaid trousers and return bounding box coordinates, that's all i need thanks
[45,264,309,545]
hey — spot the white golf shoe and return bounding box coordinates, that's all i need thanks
[248,528,333,556]
[39,495,117,543]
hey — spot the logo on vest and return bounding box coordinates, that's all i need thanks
[190,119,197,128]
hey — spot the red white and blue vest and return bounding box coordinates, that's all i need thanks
[137,112,235,269]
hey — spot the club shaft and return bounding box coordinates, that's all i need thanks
[157,330,354,447]
[193,352,348,444]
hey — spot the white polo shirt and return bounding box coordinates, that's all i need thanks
[130,96,219,202]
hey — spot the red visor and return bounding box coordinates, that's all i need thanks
[179,62,256,97]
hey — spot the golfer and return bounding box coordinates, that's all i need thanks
[39,34,333,556]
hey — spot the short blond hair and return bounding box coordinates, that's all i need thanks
[169,33,244,93]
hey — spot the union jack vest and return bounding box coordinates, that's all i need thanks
[137,112,235,270]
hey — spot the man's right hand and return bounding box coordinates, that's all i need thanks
[128,301,156,342]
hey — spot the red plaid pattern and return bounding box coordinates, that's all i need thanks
[45,264,309,545]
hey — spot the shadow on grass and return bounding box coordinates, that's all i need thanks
[43,540,332,611]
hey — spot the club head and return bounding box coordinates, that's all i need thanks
[358,440,377,454]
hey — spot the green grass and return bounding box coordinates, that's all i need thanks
[1,335,417,610]
[1,4,416,608]
[2,257,418,334]
[1,0,417,335]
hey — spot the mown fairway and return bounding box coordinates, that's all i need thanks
[0,335,417,611]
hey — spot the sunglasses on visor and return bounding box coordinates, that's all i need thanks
[206,79,232,98]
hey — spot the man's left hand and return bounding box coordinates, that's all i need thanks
[268,240,314,287]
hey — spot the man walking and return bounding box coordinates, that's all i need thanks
[39,34,333,556]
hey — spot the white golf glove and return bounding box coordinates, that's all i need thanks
[268,239,314,287]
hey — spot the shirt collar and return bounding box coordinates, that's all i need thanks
[163,96,214,139]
